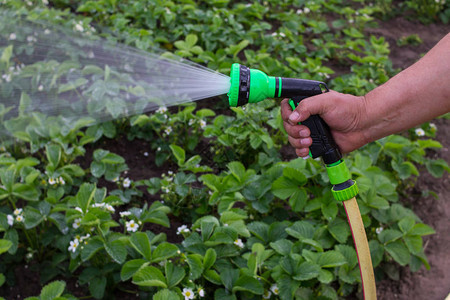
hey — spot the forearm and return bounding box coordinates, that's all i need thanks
[362,33,450,144]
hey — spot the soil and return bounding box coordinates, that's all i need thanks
[1,15,449,300]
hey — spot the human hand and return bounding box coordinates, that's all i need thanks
[281,90,368,158]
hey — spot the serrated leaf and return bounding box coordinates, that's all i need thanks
[293,261,320,281]
[132,266,167,288]
[121,259,148,281]
[409,223,435,236]
[151,242,178,263]
[170,144,185,165]
[232,275,264,295]
[0,239,12,255]
[130,232,152,261]
[385,240,410,266]
[165,261,185,288]
[80,237,103,262]
[40,280,66,300]
[153,289,180,300]
[187,254,203,280]
[105,239,127,264]
[203,248,216,270]
[317,250,347,268]
[89,277,106,299]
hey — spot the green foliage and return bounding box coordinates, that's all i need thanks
[0,0,448,299]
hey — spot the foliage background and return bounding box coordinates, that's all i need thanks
[0,0,449,299]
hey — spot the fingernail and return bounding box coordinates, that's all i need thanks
[289,111,300,122]
[299,129,309,138]
[300,138,310,145]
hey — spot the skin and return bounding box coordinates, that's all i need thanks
[282,33,450,158]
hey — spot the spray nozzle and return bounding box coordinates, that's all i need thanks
[228,63,277,107]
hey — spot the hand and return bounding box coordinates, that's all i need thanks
[280,90,368,157]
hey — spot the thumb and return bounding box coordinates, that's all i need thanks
[288,91,336,124]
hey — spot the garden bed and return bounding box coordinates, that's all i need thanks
[0,1,449,300]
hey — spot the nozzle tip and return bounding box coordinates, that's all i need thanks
[228,63,240,107]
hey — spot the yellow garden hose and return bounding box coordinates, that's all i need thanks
[343,197,377,300]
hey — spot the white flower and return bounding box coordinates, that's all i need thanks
[198,287,205,297]
[75,207,83,213]
[168,171,174,176]
[38,85,44,91]
[200,120,207,129]
[26,252,33,259]
[126,220,139,232]
[156,106,167,114]
[123,177,131,188]
[263,290,272,299]
[296,9,303,14]
[42,0,48,5]
[164,127,173,135]
[234,239,244,248]
[182,288,195,300]
[16,215,24,222]
[44,29,51,35]
[73,218,81,229]
[157,147,161,151]
[58,176,65,185]
[74,23,84,32]
[87,51,95,59]
[48,178,57,185]
[279,32,286,37]
[68,238,79,253]
[143,152,149,157]
[120,211,131,217]
[80,234,90,241]
[271,32,278,37]
[7,214,14,226]
[9,33,16,40]
[376,227,384,234]
[105,204,115,213]
[27,36,37,43]
[188,119,195,126]
[14,208,23,216]
[223,223,229,227]
[2,74,11,82]
[430,123,437,131]
[304,7,310,13]
[270,284,279,295]
[415,128,425,136]
[177,225,190,235]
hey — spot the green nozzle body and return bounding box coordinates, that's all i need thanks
[228,63,278,107]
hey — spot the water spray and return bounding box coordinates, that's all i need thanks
[228,63,376,300]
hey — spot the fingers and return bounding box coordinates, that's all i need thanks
[281,98,312,158]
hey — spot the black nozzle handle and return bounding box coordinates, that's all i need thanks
[285,80,341,165]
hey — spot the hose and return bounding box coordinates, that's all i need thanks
[343,197,377,300]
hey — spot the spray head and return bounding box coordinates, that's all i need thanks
[228,63,277,107]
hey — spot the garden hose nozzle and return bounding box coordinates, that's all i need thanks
[228,63,341,165]
[228,63,376,300]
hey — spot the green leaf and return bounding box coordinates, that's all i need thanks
[0,239,12,255]
[170,144,185,165]
[0,273,5,287]
[398,217,415,233]
[187,254,203,280]
[369,240,384,268]
[89,277,106,299]
[317,250,347,268]
[151,242,178,263]
[45,144,62,167]
[378,229,403,244]
[425,159,449,178]
[1,45,13,65]
[77,183,96,213]
[105,239,127,264]
[203,248,216,270]
[90,161,106,178]
[385,240,411,266]
[132,266,167,288]
[232,275,264,295]
[40,280,66,300]
[227,161,245,181]
[403,235,423,255]
[153,289,180,300]
[318,269,334,284]
[409,223,435,236]
[121,259,148,281]
[289,188,308,212]
[328,218,350,243]
[293,261,321,281]
[130,232,152,261]
[165,261,185,288]
[270,239,293,256]
[185,34,198,47]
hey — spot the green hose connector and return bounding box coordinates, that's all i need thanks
[326,160,359,201]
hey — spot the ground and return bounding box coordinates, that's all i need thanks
[1,15,449,300]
